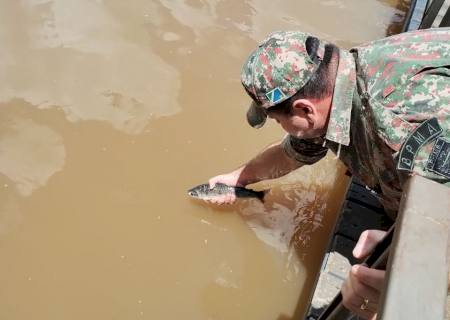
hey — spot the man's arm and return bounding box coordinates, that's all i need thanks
[210,139,303,187]
[208,136,328,204]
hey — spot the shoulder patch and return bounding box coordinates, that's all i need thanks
[426,137,450,179]
[397,118,442,172]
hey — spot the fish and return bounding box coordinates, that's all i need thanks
[187,183,266,202]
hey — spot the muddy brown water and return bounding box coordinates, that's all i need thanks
[0,1,406,319]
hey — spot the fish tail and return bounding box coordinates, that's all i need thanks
[256,190,269,202]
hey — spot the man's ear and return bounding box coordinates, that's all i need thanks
[292,99,318,124]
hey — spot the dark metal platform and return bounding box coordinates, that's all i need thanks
[304,179,391,319]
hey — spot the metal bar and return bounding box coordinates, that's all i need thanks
[407,0,430,31]
[402,0,430,32]
[377,175,450,320]
[402,0,419,32]
[439,1,450,26]
[420,0,446,28]
[432,0,450,27]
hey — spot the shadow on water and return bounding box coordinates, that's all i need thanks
[187,172,349,319]
[273,179,349,319]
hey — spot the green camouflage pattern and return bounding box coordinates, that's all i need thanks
[324,49,356,146]
[241,31,319,108]
[284,27,450,216]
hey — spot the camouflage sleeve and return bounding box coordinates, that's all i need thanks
[397,67,450,185]
[282,135,328,165]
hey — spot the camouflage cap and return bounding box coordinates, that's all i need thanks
[241,31,322,128]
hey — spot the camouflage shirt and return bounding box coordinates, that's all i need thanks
[283,28,450,215]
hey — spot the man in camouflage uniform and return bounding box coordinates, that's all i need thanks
[210,28,450,216]
[208,28,450,319]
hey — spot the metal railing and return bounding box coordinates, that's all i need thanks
[315,176,450,320]
[403,0,450,31]
[420,0,450,28]
[377,176,450,319]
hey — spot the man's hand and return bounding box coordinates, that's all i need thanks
[341,230,387,320]
[207,171,243,204]
[204,139,301,205]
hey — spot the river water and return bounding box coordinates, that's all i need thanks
[0,1,406,319]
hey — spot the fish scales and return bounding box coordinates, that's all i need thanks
[187,183,265,201]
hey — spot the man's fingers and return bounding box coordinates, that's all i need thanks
[208,179,217,189]
[208,197,219,204]
[353,230,387,259]
[206,194,236,205]
[346,301,377,320]
[227,193,237,204]
[353,264,385,292]
[349,266,380,303]
[341,275,378,319]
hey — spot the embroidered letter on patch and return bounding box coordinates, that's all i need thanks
[397,118,442,172]
[426,137,450,179]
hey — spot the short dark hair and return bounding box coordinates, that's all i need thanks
[267,37,338,115]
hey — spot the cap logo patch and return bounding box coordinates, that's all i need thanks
[266,87,285,104]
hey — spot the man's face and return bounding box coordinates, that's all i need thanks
[268,112,315,139]
[267,111,319,139]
